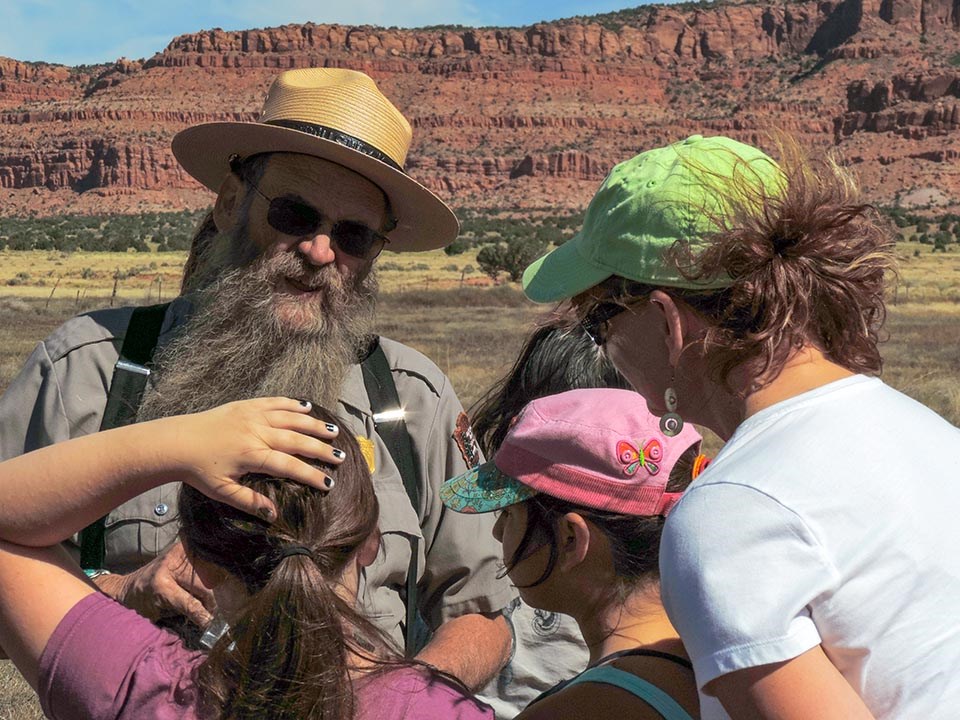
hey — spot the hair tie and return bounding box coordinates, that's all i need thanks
[770,231,800,257]
[278,544,313,561]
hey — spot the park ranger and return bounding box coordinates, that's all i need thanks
[0,68,513,691]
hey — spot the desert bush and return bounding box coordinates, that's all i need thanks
[477,237,546,282]
[6,272,31,286]
[0,210,207,253]
[444,237,472,255]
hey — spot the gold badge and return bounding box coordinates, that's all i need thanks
[357,436,376,474]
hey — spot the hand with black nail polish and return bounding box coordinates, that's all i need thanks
[159,397,341,520]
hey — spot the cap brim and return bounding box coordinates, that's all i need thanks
[440,461,539,514]
[172,122,459,252]
[522,232,612,304]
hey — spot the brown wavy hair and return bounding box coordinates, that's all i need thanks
[178,405,396,720]
[586,137,898,392]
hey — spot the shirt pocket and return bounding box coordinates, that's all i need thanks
[102,482,182,572]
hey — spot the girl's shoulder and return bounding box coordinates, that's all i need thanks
[40,593,204,720]
[356,665,493,720]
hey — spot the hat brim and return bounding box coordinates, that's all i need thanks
[522,231,613,304]
[440,461,539,514]
[172,122,459,252]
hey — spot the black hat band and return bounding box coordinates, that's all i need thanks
[265,119,404,173]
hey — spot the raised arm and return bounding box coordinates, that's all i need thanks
[0,397,339,545]
[0,397,339,688]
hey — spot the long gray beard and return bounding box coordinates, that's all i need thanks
[138,247,378,421]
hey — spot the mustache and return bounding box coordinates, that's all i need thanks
[251,249,361,298]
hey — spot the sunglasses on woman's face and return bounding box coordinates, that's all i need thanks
[581,301,628,346]
[262,194,389,260]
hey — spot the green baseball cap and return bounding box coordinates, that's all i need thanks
[522,135,785,303]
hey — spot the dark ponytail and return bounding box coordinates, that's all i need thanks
[178,405,389,720]
[471,317,628,457]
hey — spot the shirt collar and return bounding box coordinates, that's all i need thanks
[339,362,373,417]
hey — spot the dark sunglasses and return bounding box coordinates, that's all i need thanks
[581,301,628,346]
[261,194,389,260]
[231,158,390,260]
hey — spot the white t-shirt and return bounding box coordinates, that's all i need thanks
[660,375,960,719]
[477,599,589,718]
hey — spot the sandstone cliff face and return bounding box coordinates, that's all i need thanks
[0,0,958,217]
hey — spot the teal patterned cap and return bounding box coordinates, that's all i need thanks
[440,461,539,514]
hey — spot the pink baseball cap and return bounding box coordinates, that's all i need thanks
[440,388,704,517]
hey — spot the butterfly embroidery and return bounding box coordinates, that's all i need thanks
[616,439,663,476]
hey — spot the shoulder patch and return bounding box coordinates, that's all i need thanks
[453,412,482,468]
[357,436,376,474]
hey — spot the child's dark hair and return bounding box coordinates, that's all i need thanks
[178,404,390,720]
[472,316,688,599]
[471,318,628,457]
[502,444,701,598]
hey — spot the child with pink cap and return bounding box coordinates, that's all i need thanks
[442,388,710,720]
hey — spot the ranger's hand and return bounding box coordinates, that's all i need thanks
[95,541,215,627]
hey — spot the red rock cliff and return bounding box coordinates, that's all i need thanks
[0,0,957,216]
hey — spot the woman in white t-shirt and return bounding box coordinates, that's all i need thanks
[519,134,960,719]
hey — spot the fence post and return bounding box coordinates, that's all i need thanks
[45,276,61,310]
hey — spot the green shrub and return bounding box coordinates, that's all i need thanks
[6,272,31,286]
[477,237,547,282]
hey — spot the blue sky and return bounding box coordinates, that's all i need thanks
[3,1,671,67]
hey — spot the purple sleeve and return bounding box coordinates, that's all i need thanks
[358,668,494,720]
[38,593,204,720]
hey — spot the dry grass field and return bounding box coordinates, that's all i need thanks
[1,243,960,717]
[0,248,491,303]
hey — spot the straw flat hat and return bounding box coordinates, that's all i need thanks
[172,68,458,252]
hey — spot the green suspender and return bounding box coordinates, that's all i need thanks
[79,303,171,572]
[361,339,425,657]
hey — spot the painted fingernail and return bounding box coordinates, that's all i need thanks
[299,400,311,408]
[258,506,276,522]
[325,423,338,433]
[324,475,336,489]
[332,448,346,460]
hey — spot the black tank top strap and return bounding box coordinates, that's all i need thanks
[592,647,693,672]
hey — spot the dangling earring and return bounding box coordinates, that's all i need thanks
[660,381,684,437]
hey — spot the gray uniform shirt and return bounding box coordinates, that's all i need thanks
[0,297,515,647]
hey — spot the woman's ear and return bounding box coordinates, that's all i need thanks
[649,290,686,368]
[557,512,592,573]
[356,527,382,569]
[212,172,244,235]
